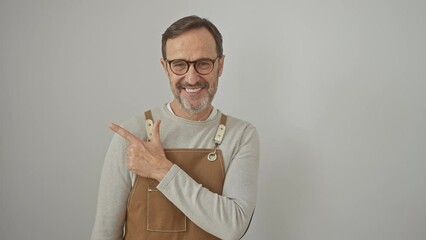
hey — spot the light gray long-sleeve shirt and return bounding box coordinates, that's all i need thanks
[91,105,260,240]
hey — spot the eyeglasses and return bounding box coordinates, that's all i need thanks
[165,57,220,75]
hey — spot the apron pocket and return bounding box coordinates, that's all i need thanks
[147,186,186,232]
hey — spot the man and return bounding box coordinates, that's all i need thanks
[91,15,260,240]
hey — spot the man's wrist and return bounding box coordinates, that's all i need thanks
[154,160,173,182]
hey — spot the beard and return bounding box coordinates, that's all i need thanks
[171,80,218,115]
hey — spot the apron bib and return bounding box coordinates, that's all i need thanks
[124,111,227,240]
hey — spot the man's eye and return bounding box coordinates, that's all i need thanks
[197,61,211,69]
[172,62,187,68]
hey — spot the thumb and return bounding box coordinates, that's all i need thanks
[151,120,162,143]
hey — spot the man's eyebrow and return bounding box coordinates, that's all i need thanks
[167,57,215,61]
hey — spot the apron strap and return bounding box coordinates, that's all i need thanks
[144,110,154,141]
[144,110,227,145]
[214,114,227,145]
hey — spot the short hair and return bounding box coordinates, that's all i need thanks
[161,15,223,59]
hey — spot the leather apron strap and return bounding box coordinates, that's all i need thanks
[145,110,228,161]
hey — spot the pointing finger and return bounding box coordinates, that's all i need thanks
[109,123,142,144]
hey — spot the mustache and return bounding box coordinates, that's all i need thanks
[176,81,209,89]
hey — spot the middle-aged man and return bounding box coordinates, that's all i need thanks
[91,15,260,240]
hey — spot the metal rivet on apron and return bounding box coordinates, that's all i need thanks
[207,152,217,161]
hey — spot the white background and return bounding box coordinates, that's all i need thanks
[1,1,425,239]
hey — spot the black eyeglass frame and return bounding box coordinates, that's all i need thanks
[165,56,221,76]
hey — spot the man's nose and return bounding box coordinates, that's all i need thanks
[185,64,200,84]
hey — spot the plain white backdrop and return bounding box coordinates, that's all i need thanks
[1,1,425,239]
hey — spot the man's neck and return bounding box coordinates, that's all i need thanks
[170,101,213,121]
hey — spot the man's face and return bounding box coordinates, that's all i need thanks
[161,28,224,115]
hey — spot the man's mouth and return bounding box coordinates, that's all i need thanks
[184,87,202,93]
[177,81,209,94]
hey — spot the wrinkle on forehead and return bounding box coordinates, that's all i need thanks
[165,28,217,61]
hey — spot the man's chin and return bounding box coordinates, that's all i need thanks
[179,98,210,115]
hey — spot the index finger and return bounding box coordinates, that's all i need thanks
[109,123,142,144]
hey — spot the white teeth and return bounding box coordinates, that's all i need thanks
[185,88,201,93]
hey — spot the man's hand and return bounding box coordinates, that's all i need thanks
[109,120,173,182]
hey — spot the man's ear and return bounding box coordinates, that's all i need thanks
[218,55,225,77]
[160,58,170,77]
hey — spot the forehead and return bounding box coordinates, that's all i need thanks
[165,28,217,60]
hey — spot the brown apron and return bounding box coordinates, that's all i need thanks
[123,110,227,240]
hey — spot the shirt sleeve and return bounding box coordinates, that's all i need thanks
[90,133,132,240]
[156,125,260,240]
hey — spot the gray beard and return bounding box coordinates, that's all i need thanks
[171,75,219,115]
[177,92,211,115]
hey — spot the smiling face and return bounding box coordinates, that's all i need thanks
[161,28,224,120]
